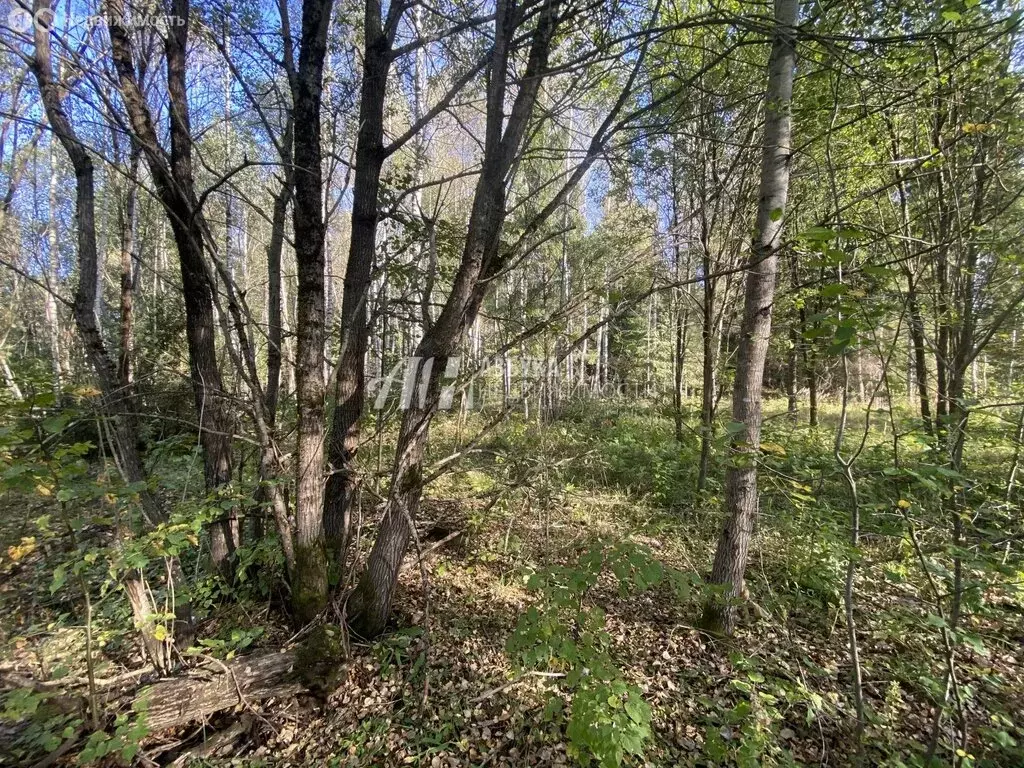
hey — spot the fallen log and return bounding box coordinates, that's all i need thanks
[168,715,254,766]
[134,651,303,732]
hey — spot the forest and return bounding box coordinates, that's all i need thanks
[0,0,1022,764]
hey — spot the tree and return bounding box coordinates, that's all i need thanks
[324,0,486,566]
[348,0,660,637]
[288,0,336,622]
[107,0,236,572]
[701,0,798,636]
[30,0,182,667]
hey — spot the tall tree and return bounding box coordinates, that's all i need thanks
[289,0,336,622]
[347,0,565,637]
[30,0,179,667]
[701,0,798,636]
[106,0,236,571]
[324,0,485,566]
[324,0,404,567]
[347,0,659,637]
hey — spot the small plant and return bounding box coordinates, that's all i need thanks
[77,710,149,765]
[373,626,425,680]
[189,626,266,660]
[700,655,803,768]
[508,539,675,766]
[0,687,81,762]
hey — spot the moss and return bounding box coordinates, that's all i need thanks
[291,542,328,625]
[295,623,344,694]
[399,463,422,494]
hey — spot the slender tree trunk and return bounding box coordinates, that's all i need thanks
[167,1,236,570]
[325,7,391,564]
[888,125,933,435]
[349,0,563,637]
[806,335,818,427]
[931,103,954,446]
[1006,405,1024,505]
[698,244,715,491]
[265,122,292,424]
[251,118,294,547]
[45,142,64,399]
[601,268,611,388]
[289,0,335,623]
[31,3,184,665]
[671,160,688,443]
[108,0,236,575]
[786,252,798,417]
[906,271,933,435]
[117,142,140,393]
[674,302,687,442]
[701,0,798,636]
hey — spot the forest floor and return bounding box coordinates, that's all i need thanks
[1,400,1023,766]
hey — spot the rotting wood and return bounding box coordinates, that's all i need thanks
[168,715,254,766]
[133,652,302,732]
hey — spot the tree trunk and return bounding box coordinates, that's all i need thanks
[1006,405,1024,505]
[325,9,390,564]
[786,251,798,417]
[806,336,818,427]
[348,0,562,637]
[45,142,64,399]
[697,242,715,491]
[671,158,688,443]
[289,0,335,623]
[107,0,236,575]
[701,0,798,636]
[167,4,236,569]
[255,119,293,546]
[117,141,140,393]
[31,1,183,663]
[135,652,303,733]
[906,274,933,435]
[264,124,292,425]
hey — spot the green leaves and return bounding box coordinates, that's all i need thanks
[77,712,149,765]
[800,225,838,242]
[49,565,67,595]
[828,320,857,355]
[566,681,652,767]
[508,540,669,766]
[820,283,847,299]
[41,413,70,434]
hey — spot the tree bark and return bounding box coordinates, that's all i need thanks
[135,652,303,732]
[265,120,292,425]
[671,158,688,441]
[348,0,562,638]
[107,0,236,574]
[45,142,65,399]
[890,132,933,436]
[906,273,933,435]
[325,1,392,564]
[31,0,179,664]
[701,0,798,636]
[117,139,140,393]
[786,251,799,417]
[697,234,715,491]
[289,0,335,623]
